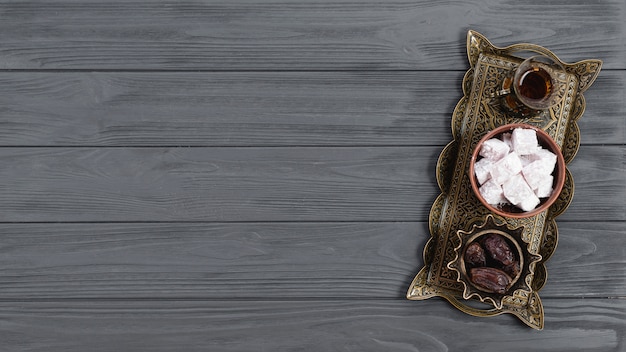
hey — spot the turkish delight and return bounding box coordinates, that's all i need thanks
[474,127,558,212]
[502,132,513,150]
[521,161,549,190]
[511,127,540,155]
[474,158,493,185]
[526,148,557,173]
[503,174,540,211]
[533,175,554,198]
[479,178,507,205]
[490,152,523,185]
[479,138,510,161]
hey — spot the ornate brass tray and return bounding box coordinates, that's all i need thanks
[406,31,602,330]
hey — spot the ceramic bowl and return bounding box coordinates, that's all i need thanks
[469,123,566,218]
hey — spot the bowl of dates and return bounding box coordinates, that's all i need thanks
[448,215,542,309]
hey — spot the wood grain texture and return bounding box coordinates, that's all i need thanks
[0,299,624,352]
[0,0,623,70]
[0,146,430,222]
[0,146,622,222]
[0,222,623,300]
[0,0,623,348]
[0,71,621,146]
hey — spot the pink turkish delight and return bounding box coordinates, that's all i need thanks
[511,128,540,155]
[474,127,558,211]
[534,175,554,198]
[522,160,551,187]
[503,174,540,211]
[490,152,522,185]
[526,149,557,173]
[520,154,533,167]
[479,178,507,205]
[479,138,510,161]
[474,158,493,185]
[502,132,513,150]
[518,192,541,212]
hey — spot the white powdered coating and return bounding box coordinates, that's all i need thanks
[526,148,557,173]
[479,178,507,205]
[518,192,541,212]
[474,127,557,212]
[503,174,538,209]
[474,158,494,185]
[533,175,554,198]
[502,132,513,150]
[479,138,510,161]
[490,152,523,185]
[522,160,549,190]
[511,127,540,155]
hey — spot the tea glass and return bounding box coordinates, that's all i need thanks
[494,55,566,118]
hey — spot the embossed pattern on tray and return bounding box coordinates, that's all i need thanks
[406,31,602,330]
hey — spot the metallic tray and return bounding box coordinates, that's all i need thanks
[406,30,602,330]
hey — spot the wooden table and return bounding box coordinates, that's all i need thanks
[0,1,624,350]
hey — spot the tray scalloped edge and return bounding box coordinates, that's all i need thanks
[407,30,602,330]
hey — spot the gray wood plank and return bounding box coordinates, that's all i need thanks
[0,0,622,70]
[0,146,430,222]
[0,71,621,146]
[0,222,623,300]
[546,222,626,297]
[0,299,623,351]
[0,146,622,222]
[0,1,622,350]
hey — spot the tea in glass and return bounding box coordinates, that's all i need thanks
[495,55,565,117]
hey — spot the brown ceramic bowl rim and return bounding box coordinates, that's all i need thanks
[469,123,566,218]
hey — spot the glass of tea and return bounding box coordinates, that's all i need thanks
[495,55,566,117]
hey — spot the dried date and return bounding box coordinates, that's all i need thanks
[481,234,515,266]
[502,260,520,278]
[464,242,486,267]
[469,267,512,294]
